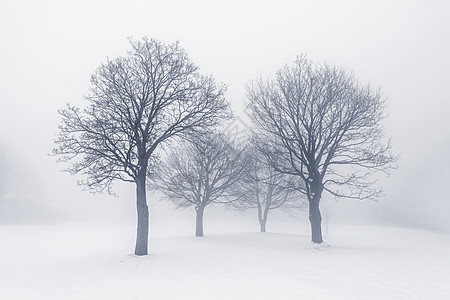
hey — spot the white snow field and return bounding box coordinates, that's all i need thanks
[1,219,449,300]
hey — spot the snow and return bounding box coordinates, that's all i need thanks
[1,220,449,300]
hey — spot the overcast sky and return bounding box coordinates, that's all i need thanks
[1,0,449,229]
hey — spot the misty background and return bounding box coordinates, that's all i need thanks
[1,0,449,232]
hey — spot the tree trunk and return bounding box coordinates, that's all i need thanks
[195,206,205,237]
[135,176,149,255]
[260,219,267,232]
[309,199,323,243]
[257,205,267,232]
[258,205,269,233]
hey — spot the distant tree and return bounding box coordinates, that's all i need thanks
[0,150,8,202]
[53,37,232,255]
[0,146,14,203]
[246,56,397,243]
[236,144,305,232]
[152,132,247,237]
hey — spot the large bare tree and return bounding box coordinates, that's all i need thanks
[152,132,248,237]
[53,37,232,255]
[246,56,397,243]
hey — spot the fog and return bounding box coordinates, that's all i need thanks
[1,0,449,231]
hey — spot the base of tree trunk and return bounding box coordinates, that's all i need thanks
[260,221,267,232]
[309,216,323,244]
[309,202,323,244]
[135,205,149,255]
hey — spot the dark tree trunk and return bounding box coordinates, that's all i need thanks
[135,175,149,255]
[195,206,205,237]
[309,199,323,243]
[260,219,267,232]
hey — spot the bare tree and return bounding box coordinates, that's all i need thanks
[152,132,247,237]
[236,144,305,232]
[53,37,232,255]
[0,148,9,202]
[246,56,397,243]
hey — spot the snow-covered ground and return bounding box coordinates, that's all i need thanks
[1,219,449,300]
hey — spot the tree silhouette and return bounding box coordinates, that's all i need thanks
[153,132,247,237]
[246,56,397,243]
[53,37,231,255]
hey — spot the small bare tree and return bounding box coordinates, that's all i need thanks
[247,56,397,243]
[0,148,9,202]
[53,37,232,255]
[236,144,305,232]
[152,132,248,237]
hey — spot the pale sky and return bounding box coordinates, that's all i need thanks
[1,0,449,229]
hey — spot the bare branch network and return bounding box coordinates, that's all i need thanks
[246,55,397,243]
[53,37,232,194]
[247,56,397,202]
[53,36,397,249]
